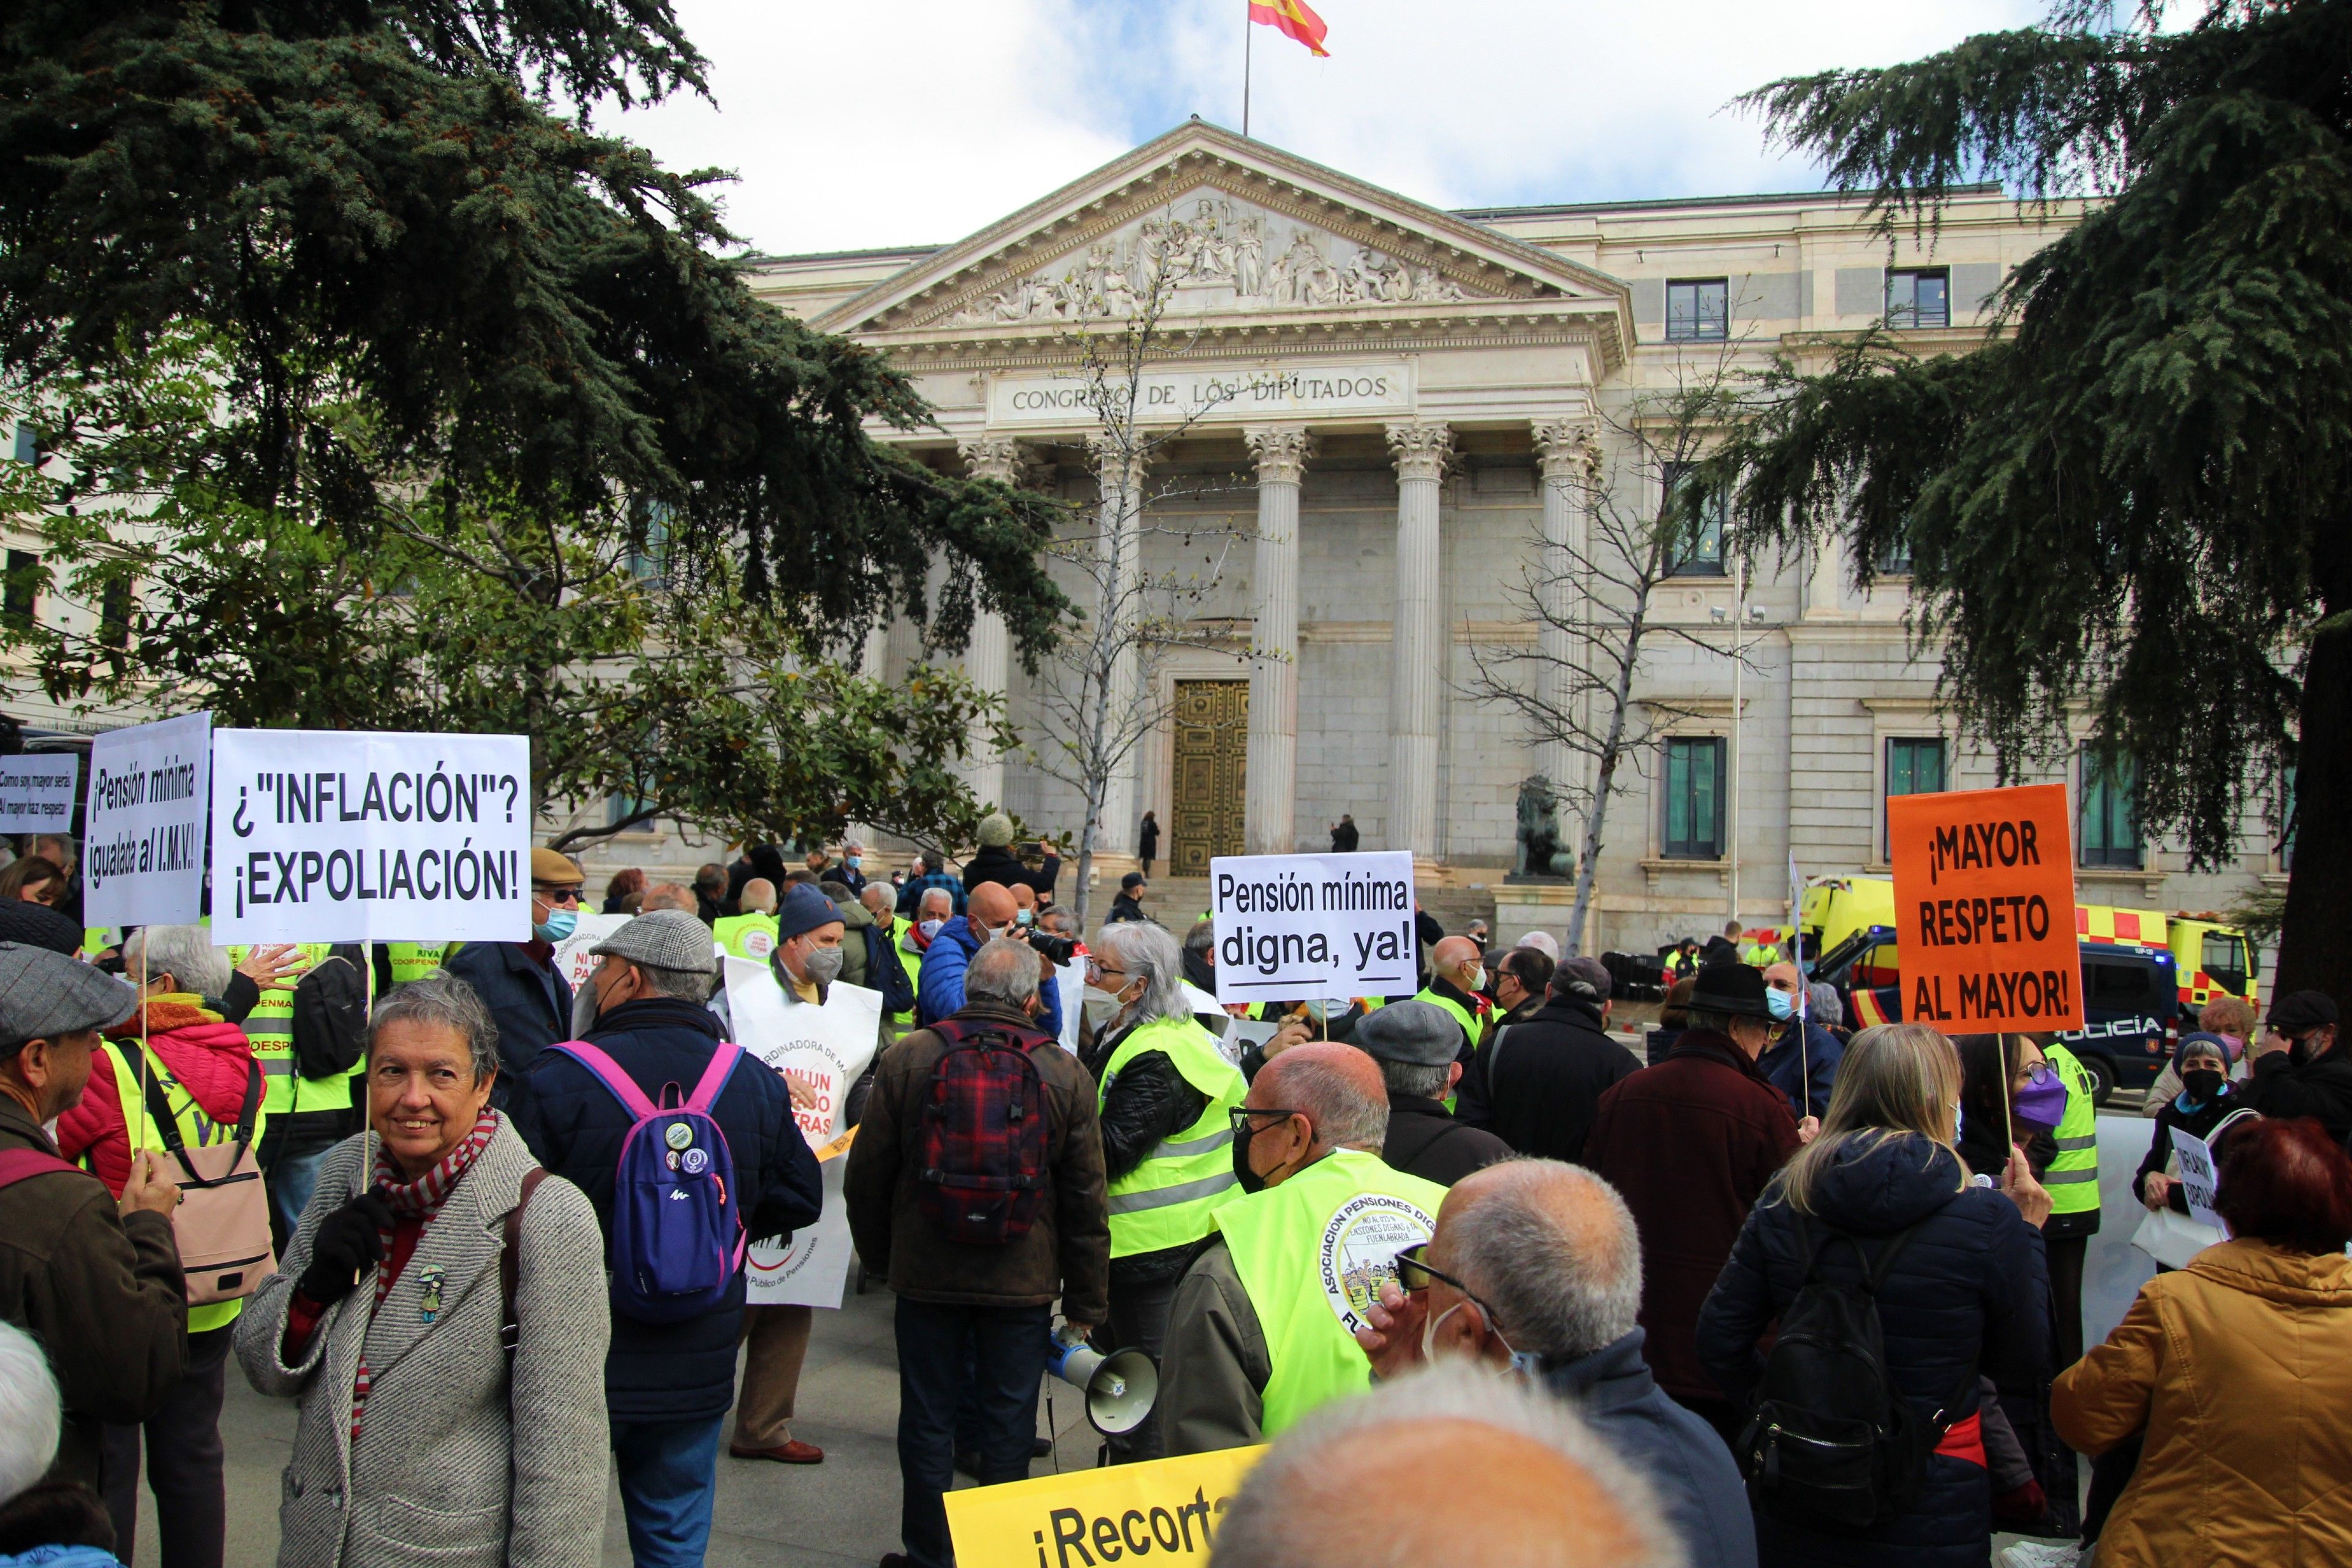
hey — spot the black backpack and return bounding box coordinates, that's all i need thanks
[1738,1218,1973,1531]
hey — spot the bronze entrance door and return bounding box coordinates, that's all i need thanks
[1169,679,1248,875]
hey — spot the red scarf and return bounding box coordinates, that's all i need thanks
[349,1107,500,1441]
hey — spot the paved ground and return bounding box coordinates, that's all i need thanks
[130,1276,1103,1568]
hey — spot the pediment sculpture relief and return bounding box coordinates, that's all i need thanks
[949,195,1477,326]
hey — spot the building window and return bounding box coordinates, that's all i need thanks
[1884,736,1945,853]
[1662,736,1727,860]
[1875,535,1915,575]
[1887,268,1950,330]
[1662,462,1725,577]
[99,577,132,650]
[2,551,37,631]
[626,501,671,586]
[1665,279,1729,342]
[9,423,36,467]
[2079,747,2142,869]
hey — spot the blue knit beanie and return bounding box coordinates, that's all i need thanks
[774,883,846,943]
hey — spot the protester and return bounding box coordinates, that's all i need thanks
[443,847,581,1097]
[714,878,780,960]
[1329,814,1359,854]
[1808,981,1849,1044]
[1954,1031,2051,1183]
[894,851,966,919]
[915,883,1063,1039]
[49,928,251,1568]
[959,815,1058,899]
[2145,995,2255,1105]
[0,944,187,1490]
[2135,1034,2252,1221]
[844,939,1110,1568]
[602,867,646,914]
[1180,918,1216,993]
[1515,929,1563,963]
[1106,871,1151,924]
[692,863,728,927]
[1758,961,1842,1121]
[639,882,699,915]
[508,912,822,1566]
[1697,1022,2052,1568]
[1586,962,1809,1442]
[836,840,869,895]
[1160,1043,1447,1451]
[1351,1000,1511,1186]
[1352,1159,1757,1567]
[1077,919,1246,1460]
[1414,935,1493,1058]
[1455,957,1637,1164]
[0,858,66,911]
[1490,944,1553,1028]
[0,1321,119,1567]
[236,974,609,1568]
[2246,989,2352,1144]
[826,879,877,990]
[898,888,952,1020]
[862,884,916,1025]
[2052,1116,2352,1566]
[1647,973,1697,1063]
[1206,1366,1680,1568]
[1137,810,1159,878]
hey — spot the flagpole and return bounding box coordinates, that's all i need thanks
[1243,2,1253,138]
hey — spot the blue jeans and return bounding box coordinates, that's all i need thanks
[266,1142,329,1246]
[611,1415,724,1567]
[896,1298,1050,1568]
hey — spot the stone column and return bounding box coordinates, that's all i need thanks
[1243,426,1313,855]
[1088,435,1149,850]
[1531,419,1600,810]
[955,437,1023,810]
[1385,420,1453,861]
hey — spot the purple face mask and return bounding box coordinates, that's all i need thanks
[2013,1065,2069,1130]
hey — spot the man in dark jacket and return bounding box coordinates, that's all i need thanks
[443,846,580,1101]
[0,944,188,1490]
[1457,957,1638,1164]
[1352,1000,1510,1186]
[1330,814,1359,854]
[894,851,966,919]
[508,910,822,1568]
[1106,872,1151,924]
[1354,1159,1758,1568]
[1490,944,1553,1029]
[2247,989,2352,1144]
[1585,962,1806,1444]
[845,938,1109,1568]
[1758,960,1844,1121]
[959,813,1059,899]
[1700,918,1743,968]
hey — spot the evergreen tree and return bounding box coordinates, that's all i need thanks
[1717,1,2352,993]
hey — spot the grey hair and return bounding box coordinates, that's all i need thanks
[0,1321,60,1506]
[371,972,500,1082]
[1210,1364,1680,1568]
[918,886,955,917]
[1183,918,1216,959]
[1091,919,1188,1025]
[965,937,1041,1010]
[1449,1159,1643,1360]
[121,924,232,998]
[635,963,716,1002]
[1285,1052,1389,1152]
[1378,1058,1453,1103]
[1809,981,1845,1027]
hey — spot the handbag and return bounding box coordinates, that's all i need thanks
[120,1044,276,1305]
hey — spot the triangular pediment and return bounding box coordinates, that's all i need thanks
[810,121,1633,364]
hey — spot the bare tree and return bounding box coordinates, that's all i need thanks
[1466,344,1758,952]
[1020,242,1258,927]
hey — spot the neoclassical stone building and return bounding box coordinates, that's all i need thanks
[755,122,2277,949]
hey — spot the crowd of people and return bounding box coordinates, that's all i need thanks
[2,816,2350,1568]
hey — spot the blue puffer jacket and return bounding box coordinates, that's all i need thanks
[1695,1131,2050,1568]
[914,915,1064,1039]
[507,997,823,1423]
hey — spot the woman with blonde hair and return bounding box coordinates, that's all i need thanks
[1696,1022,2054,1568]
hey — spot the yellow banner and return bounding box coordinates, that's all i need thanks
[944,1446,1266,1568]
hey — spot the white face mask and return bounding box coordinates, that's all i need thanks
[918,918,945,940]
[1468,966,1487,993]
[1420,1298,1470,1363]
[1083,984,1126,1030]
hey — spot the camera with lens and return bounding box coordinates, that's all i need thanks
[1025,929,1080,967]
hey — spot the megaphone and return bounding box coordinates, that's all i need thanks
[1047,1329,1158,1436]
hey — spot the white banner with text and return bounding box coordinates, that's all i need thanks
[0,752,79,836]
[85,712,211,929]
[1208,851,1418,1005]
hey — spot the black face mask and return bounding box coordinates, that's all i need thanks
[1232,1117,1268,1196]
[2182,1068,2226,1104]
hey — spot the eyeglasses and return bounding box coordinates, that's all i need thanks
[533,884,583,905]
[1393,1243,1507,1332]
[1087,959,1128,983]
[1229,1106,1305,1132]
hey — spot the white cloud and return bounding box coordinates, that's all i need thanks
[611,0,2046,256]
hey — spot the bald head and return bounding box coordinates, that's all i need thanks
[741,878,777,914]
[1210,1368,1677,1568]
[1009,883,1036,914]
[1255,1041,1388,1152]
[967,881,1016,930]
[1431,934,1482,989]
[1436,1159,1643,1362]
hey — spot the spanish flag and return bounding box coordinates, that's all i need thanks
[1250,0,1330,56]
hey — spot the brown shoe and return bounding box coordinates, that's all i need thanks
[731,1438,824,1464]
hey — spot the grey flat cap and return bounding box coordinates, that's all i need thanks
[1555,956,1611,1004]
[1351,1000,1462,1068]
[0,943,137,1052]
[590,910,718,976]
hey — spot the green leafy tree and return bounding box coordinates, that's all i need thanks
[1714,1,2346,991]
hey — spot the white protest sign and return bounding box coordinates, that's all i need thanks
[551,913,633,995]
[1056,959,1085,1055]
[2172,1128,2228,1233]
[211,729,531,945]
[0,752,79,836]
[1209,851,1417,1005]
[745,1143,854,1310]
[84,712,211,929]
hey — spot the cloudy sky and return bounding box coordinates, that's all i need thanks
[612,0,2047,257]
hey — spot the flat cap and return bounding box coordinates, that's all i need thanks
[590,910,717,976]
[1554,956,1611,1004]
[1351,1000,1462,1068]
[0,943,137,1052]
[2268,989,2340,1034]
[530,847,584,887]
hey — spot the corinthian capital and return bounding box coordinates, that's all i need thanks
[1384,420,1455,483]
[1244,425,1316,485]
[1086,432,1149,494]
[1531,418,1602,481]
[957,435,1026,484]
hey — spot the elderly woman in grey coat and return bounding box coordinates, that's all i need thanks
[235,974,609,1568]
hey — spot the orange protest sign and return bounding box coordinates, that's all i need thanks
[1888,782,2084,1033]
